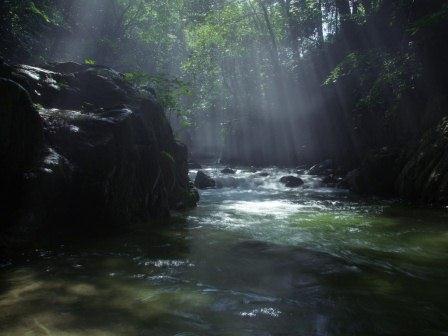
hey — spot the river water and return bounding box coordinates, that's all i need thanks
[1,167,448,335]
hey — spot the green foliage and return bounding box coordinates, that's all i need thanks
[125,71,191,120]
[28,2,50,23]
[409,4,448,35]
[84,58,96,65]
[2,0,444,153]
[324,52,366,85]
[325,50,420,111]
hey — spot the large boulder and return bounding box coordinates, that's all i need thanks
[0,79,46,242]
[0,61,198,245]
[0,79,43,173]
[280,176,304,188]
[194,171,216,189]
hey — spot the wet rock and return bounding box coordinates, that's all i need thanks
[258,172,270,177]
[280,176,304,188]
[179,182,200,208]
[342,169,361,192]
[321,174,341,187]
[249,166,258,173]
[0,78,46,238]
[216,177,239,188]
[0,78,44,173]
[221,167,236,174]
[194,171,216,189]
[45,61,87,74]
[308,159,334,175]
[0,61,198,245]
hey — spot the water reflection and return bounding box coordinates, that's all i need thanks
[1,166,448,335]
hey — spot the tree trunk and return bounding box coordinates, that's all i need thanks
[256,0,290,117]
[279,0,301,61]
[317,0,324,47]
[335,0,351,30]
[256,0,298,164]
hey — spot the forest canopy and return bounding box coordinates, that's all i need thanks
[1,0,447,164]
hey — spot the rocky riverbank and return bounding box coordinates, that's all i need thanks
[0,60,199,246]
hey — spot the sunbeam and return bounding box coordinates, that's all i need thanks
[1,0,448,335]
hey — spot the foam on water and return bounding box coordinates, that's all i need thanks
[1,166,448,335]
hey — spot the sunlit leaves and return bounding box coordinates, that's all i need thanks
[185,1,259,58]
[84,58,96,65]
[125,71,192,119]
[325,50,422,115]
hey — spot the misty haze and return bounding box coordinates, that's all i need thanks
[1,1,448,335]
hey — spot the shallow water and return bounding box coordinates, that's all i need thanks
[1,167,448,335]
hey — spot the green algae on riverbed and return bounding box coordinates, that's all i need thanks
[1,167,448,335]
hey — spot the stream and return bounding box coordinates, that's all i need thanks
[1,166,448,335]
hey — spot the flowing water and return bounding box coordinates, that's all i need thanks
[1,167,448,335]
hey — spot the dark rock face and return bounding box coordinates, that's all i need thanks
[0,79,46,240]
[194,171,216,189]
[0,79,44,173]
[321,174,342,187]
[308,159,334,175]
[280,176,304,188]
[341,134,448,204]
[343,149,403,196]
[397,118,448,204]
[0,61,198,245]
[221,167,236,174]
